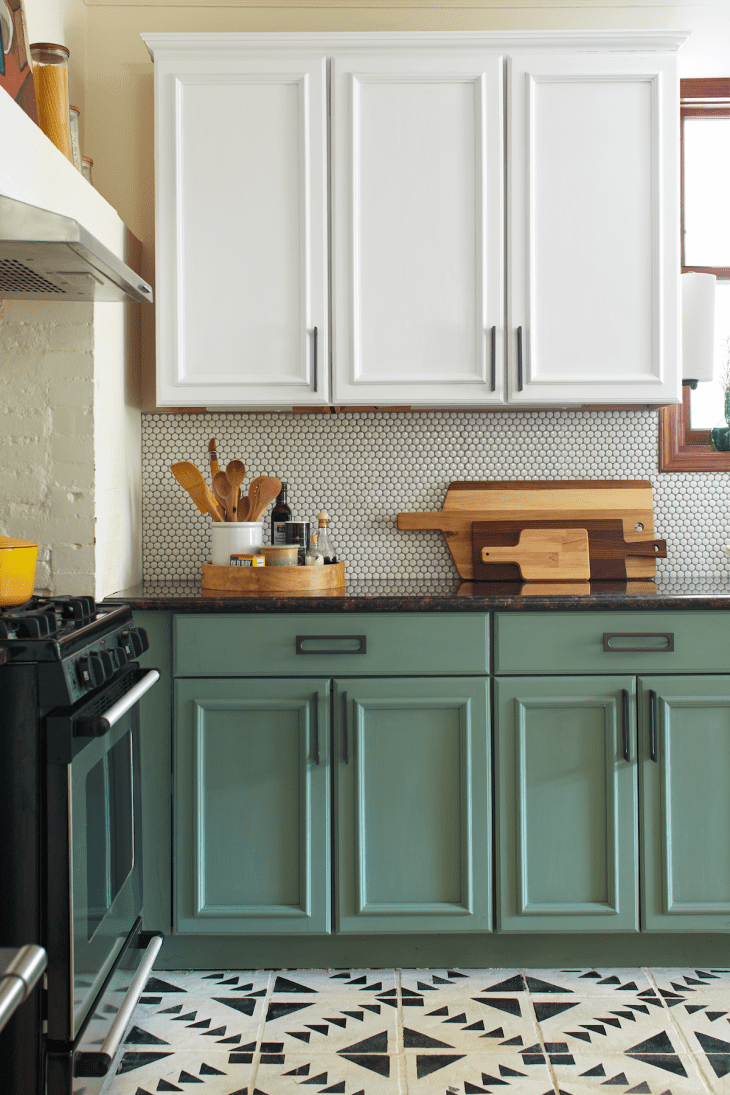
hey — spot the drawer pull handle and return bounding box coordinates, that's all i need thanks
[602,632,674,653]
[312,691,320,766]
[342,691,348,764]
[622,689,630,763]
[312,326,318,393]
[649,689,658,762]
[296,635,367,655]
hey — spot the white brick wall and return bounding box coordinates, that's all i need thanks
[0,298,141,599]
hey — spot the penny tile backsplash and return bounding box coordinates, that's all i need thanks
[142,409,730,583]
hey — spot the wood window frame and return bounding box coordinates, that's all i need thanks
[659,77,730,471]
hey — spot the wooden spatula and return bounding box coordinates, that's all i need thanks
[247,476,282,523]
[480,528,591,580]
[170,462,225,522]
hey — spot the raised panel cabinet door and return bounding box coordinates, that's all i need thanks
[507,51,680,405]
[335,677,491,933]
[174,678,330,934]
[147,38,328,406]
[640,677,730,932]
[331,49,504,405]
[496,676,638,932]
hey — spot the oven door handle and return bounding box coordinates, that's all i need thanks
[75,669,160,737]
[74,932,164,1078]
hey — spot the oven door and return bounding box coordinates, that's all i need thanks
[45,665,159,1044]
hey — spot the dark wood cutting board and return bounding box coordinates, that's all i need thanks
[472,519,667,581]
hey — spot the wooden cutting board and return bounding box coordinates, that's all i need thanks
[398,480,657,580]
[478,528,591,580]
[473,519,666,580]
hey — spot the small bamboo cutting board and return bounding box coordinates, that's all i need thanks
[479,528,591,580]
[473,519,666,580]
[398,480,656,580]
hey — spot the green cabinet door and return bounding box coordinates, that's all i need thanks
[335,676,491,933]
[496,676,638,933]
[640,676,730,932]
[174,678,330,934]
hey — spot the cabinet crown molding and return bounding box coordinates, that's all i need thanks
[141,30,690,60]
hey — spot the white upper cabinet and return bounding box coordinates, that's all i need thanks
[147,39,328,407]
[331,49,504,406]
[507,51,681,405]
[144,32,685,409]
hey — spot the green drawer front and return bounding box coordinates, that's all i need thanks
[174,613,489,677]
[495,611,730,675]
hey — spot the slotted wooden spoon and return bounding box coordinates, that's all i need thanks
[247,476,282,523]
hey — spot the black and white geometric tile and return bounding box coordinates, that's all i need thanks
[101,968,730,1094]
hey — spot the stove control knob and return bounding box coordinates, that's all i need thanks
[99,649,115,679]
[120,628,147,658]
[77,653,105,690]
[114,646,129,668]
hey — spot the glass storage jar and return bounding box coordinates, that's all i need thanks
[30,43,73,161]
[68,104,82,170]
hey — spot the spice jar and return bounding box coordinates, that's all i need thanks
[68,105,82,171]
[81,157,93,186]
[30,43,73,162]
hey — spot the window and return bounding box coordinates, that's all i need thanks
[659,77,730,470]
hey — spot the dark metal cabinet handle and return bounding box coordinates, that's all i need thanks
[312,326,318,393]
[312,691,320,766]
[649,689,658,762]
[622,689,630,762]
[603,633,674,653]
[296,635,367,655]
[490,325,496,392]
[342,691,348,764]
[516,326,523,392]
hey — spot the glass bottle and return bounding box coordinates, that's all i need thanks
[305,532,324,566]
[271,481,292,545]
[316,511,337,564]
[30,43,73,161]
[68,105,82,171]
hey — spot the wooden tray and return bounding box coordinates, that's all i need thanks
[202,561,346,592]
[398,480,657,580]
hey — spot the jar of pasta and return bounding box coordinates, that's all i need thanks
[30,43,73,162]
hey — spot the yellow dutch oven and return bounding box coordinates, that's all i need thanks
[0,537,39,606]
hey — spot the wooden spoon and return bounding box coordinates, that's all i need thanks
[247,476,282,523]
[225,460,246,521]
[213,470,237,521]
[170,462,225,522]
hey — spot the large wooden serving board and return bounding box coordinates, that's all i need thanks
[398,480,657,580]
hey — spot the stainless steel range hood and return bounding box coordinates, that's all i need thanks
[0,195,153,304]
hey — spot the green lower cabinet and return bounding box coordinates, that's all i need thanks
[496,676,638,933]
[174,678,330,934]
[335,676,491,933]
[640,676,730,932]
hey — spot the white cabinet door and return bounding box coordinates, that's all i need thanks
[331,49,504,406]
[507,52,680,406]
[151,44,328,406]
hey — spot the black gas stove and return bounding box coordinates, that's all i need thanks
[0,594,161,1095]
[0,595,147,707]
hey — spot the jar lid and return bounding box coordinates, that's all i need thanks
[81,156,93,165]
[69,104,80,114]
[317,510,329,524]
[30,42,70,56]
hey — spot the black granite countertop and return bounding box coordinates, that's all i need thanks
[103,575,730,612]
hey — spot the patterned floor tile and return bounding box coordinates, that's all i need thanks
[260,994,400,1053]
[106,1048,254,1094]
[400,968,526,998]
[270,970,398,996]
[254,1051,407,1094]
[651,969,730,1002]
[532,995,681,1056]
[402,1049,554,1093]
[131,972,268,1049]
[523,968,653,996]
[398,993,539,1052]
[550,1050,712,1095]
[664,999,730,1057]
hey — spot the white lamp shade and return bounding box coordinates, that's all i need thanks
[682,271,716,381]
